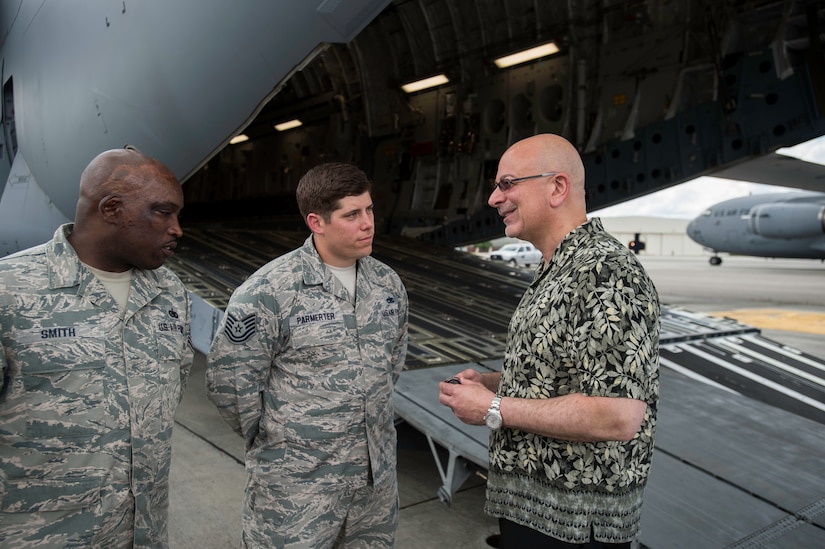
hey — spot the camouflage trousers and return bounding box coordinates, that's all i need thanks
[241,476,398,549]
[0,486,139,549]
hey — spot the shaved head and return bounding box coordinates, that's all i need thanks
[69,148,184,272]
[503,134,586,203]
[75,148,178,222]
[490,134,589,256]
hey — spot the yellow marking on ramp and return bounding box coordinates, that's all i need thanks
[709,309,825,336]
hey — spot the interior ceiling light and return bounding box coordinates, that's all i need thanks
[494,42,559,68]
[401,74,449,93]
[229,134,249,144]
[274,119,302,131]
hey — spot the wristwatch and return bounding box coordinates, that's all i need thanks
[484,395,503,430]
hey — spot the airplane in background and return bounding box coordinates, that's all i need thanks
[4,4,825,544]
[686,191,825,265]
[3,0,825,261]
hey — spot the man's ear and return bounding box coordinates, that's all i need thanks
[98,194,123,223]
[306,212,325,235]
[548,173,570,208]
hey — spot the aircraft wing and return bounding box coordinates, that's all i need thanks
[710,153,825,193]
[0,0,392,253]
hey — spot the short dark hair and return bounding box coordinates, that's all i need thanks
[296,162,372,223]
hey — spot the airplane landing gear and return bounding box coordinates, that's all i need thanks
[709,256,722,266]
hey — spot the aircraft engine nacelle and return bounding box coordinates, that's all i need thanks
[748,203,825,239]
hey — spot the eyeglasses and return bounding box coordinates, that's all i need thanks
[490,172,558,192]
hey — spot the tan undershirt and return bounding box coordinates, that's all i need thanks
[85,264,133,311]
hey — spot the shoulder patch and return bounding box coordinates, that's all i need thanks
[224,312,257,344]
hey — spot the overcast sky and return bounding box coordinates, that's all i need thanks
[590,135,825,220]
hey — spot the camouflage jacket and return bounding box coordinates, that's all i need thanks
[206,235,408,493]
[0,224,194,548]
[485,218,660,543]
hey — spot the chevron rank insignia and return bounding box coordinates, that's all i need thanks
[224,312,257,344]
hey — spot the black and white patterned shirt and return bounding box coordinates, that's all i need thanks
[485,217,660,543]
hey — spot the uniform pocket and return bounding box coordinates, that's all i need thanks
[17,339,106,440]
[288,310,348,349]
[150,332,185,433]
[0,476,101,545]
[2,475,101,513]
[282,404,361,481]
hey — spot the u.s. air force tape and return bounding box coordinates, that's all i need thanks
[224,312,257,343]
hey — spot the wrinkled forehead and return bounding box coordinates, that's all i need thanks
[497,138,570,179]
[497,146,540,178]
[112,157,175,183]
[126,169,184,205]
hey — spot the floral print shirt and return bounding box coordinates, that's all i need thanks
[485,218,660,543]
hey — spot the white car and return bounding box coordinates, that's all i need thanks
[489,243,543,267]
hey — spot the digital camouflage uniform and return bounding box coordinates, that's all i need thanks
[485,218,660,544]
[0,224,194,548]
[207,235,408,549]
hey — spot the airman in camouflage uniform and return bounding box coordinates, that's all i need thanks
[207,163,408,548]
[0,149,193,548]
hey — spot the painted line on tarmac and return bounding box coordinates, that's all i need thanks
[708,309,825,336]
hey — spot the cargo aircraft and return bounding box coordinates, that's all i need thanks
[687,190,825,264]
[3,1,825,545]
[4,1,825,259]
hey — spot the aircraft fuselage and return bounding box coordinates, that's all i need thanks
[686,191,825,260]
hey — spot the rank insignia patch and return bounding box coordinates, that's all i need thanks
[225,313,257,344]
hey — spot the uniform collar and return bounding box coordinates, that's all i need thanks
[46,223,166,312]
[45,224,85,289]
[299,234,373,300]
